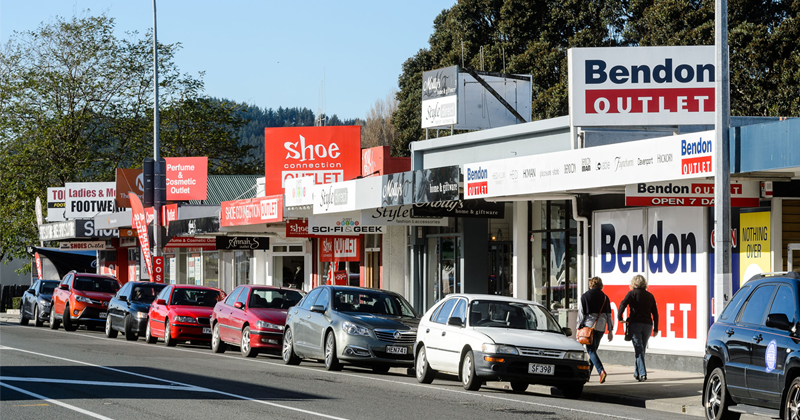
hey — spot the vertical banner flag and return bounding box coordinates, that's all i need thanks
[129,193,153,280]
[153,256,164,283]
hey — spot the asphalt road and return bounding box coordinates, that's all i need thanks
[0,320,688,420]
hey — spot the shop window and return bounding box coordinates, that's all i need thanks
[203,252,219,289]
[531,200,578,313]
[234,250,251,287]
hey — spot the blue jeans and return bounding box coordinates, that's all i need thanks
[629,322,652,377]
[585,330,605,375]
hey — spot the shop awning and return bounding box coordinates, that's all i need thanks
[28,246,97,279]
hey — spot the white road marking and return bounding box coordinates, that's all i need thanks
[0,381,116,420]
[1,345,350,420]
[0,376,204,391]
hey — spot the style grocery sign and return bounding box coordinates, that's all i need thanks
[464,130,715,200]
[220,195,283,227]
[569,46,715,126]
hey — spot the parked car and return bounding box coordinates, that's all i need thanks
[282,285,419,372]
[211,285,304,357]
[19,280,60,327]
[50,271,121,332]
[145,284,224,347]
[414,294,590,398]
[703,272,800,420]
[105,281,168,341]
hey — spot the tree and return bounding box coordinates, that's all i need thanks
[362,91,399,149]
[0,13,254,267]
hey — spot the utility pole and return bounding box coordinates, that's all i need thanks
[714,0,731,318]
[152,0,162,259]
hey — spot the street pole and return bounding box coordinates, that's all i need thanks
[152,0,161,258]
[714,0,731,319]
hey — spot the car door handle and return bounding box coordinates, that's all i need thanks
[426,328,430,334]
[307,315,311,319]
[441,331,446,336]
[753,334,763,343]
[725,329,735,336]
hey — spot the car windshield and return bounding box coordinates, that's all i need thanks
[469,300,562,333]
[249,289,303,310]
[170,288,222,307]
[73,277,120,293]
[40,281,59,295]
[334,290,417,318]
[131,285,166,303]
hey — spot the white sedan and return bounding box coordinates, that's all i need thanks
[413,294,590,399]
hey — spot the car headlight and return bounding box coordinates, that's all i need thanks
[38,298,49,306]
[565,351,588,361]
[256,321,284,331]
[173,316,196,324]
[342,321,369,336]
[75,295,91,303]
[133,311,148,319]
[482,343,519,355]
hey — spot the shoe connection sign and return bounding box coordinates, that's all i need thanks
[569,45,715,126]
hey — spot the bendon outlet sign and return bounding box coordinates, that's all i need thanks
[264,126,361,196]
[569,46,715,126]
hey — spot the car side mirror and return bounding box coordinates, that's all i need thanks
[234,302,244,309]
[119,295,128,302]
[310,305,325,314]
[447,317,464,327]
[155,299,166,306]
[766,313,794,332]
[59,283,69,290]
[562,327,573,337]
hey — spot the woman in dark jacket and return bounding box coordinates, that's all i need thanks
[576,277,613,383]
[618,274,659,382]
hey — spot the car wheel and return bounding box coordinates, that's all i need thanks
[559,384,584,400]
[416,345,436,384]
[704,367,739,420]
[124,315,138,341]
[785,377,800,420]
[164,321,176,347]
[241,326,257,358]
[461,351,481,391]
[282,327,300,365]
[145,320,158,344]
[49,307,60,330]
[510,382,529,393]
[34,305,44,327]
[372,365,391,374]
[105,315,118,338]
[19,307,29,326]
[211,323,226,353]
[63,306,77,331]
[324,331,342,371]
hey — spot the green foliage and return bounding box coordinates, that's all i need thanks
[12,297,22,310]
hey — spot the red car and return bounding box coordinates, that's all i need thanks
[211,285,304,357]
[145,284,224,347]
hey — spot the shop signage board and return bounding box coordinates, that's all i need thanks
[361,206,448,226]
[625,180,760,207]
[220,195,283,227]
[413,166,460,203]
[286,219,310,237]
[284,176,314,207]
[593,207,707,352]
[169,217,220,237]
[464,130,715,200]
[165,157,208,201]
[411,200,505,219]
[164,237,216,250]
[116,168,145,207]
[333,270,348,285]
[739,210,771,283]
[264,126,361,196]
[421,66,458,128]
[47,187,66,222]
[162,203,178,227]
[64,182,116,218]
[319,236,361,262]
[130,194,153,280]
[309,212,385,235]
[454,72,532,130]
[381,171,414,206]
[39,220,117,242]
[59,241,107,251]
[153,256,164,283]
[215,236,270,250]
[313,180,357,214]
[569,46,715,126]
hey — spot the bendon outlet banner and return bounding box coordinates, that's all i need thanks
[593,207,708,353]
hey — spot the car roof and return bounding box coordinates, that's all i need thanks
[172,284,223,291]
[129,281,167,286]
[242,285,302,292]
[73,273,118,280]
[444,293,546,307]
[329,285,399,295]
[741,272,800,288]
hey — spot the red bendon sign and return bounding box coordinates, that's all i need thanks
[286,219,309,237]
[165,157,208,201]
[220,195,283,227]
[264,126,361,196]
[319,236,360,262]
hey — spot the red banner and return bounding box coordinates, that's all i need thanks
[162,204,178,227]
[35,252,43,279]
[333,270,348,285]
[165,157,208,201]
[286,219,309,237]
[129,193,153,280]
[319,236,360,262]
[220,195,283,227]
[152,256,164,283]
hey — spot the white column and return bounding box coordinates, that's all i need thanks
[513,201,529,299]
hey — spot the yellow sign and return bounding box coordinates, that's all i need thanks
[740,211,771,283]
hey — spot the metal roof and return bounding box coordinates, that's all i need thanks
[188,175,260,205]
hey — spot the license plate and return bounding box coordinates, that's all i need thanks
[99,312,107,319]
[202,327,211,334]
[528,363,554,375]
[386,346,408,355]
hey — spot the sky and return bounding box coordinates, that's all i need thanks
[0,0,455,120]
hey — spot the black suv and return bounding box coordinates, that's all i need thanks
[704,272,800,420]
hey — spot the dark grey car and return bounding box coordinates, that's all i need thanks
[282,285,419,373]
[19,280,60,327]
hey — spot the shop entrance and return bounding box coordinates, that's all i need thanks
[531,200,578,314]
[426,236,461,308]
[489,242,512,296]
[364,234,381,289]
[272,243,306,289]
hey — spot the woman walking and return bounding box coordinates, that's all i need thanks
[577,277,613,383]
[618,274,659,382]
